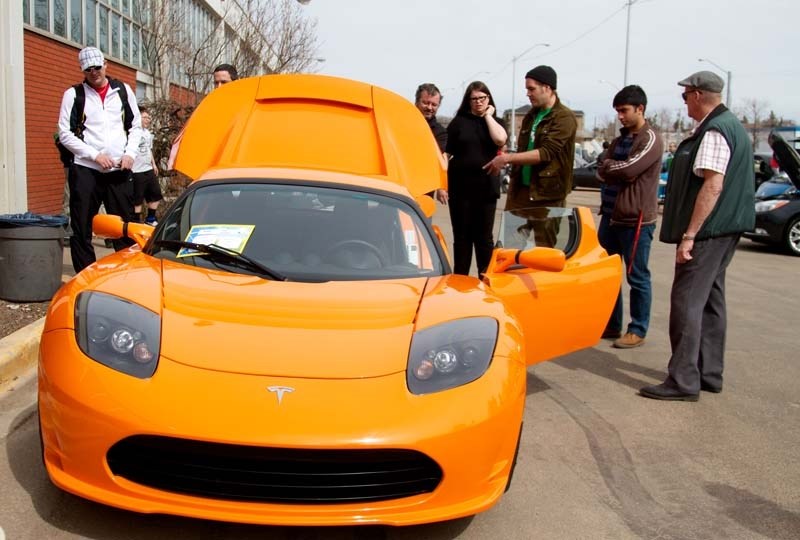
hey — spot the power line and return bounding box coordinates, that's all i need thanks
[537,2,629,60]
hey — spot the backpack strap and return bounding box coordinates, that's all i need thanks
[70,83,86,139]
[109,78,133,135]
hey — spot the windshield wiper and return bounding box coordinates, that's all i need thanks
[152,240,288,281]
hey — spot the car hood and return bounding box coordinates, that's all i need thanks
[160,265,428,379]
[768,131,800,189]
[173,74,447,199]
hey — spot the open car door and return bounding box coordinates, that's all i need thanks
[483,206,621,366]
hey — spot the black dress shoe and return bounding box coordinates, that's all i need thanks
[639,383,699,402]
[700,382,722,393]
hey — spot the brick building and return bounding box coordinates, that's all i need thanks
[0,0,271,215]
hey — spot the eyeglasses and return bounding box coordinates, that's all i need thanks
[470,95,489,103]
[681,89,701,103]
[83,65,104,73]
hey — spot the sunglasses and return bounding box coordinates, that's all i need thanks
[83,65,104,73]
[470,95,489,103]
[681,89,701,103]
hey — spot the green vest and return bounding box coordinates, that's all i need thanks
[660,105,755,243]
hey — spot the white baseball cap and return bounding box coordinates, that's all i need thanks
[78,47,105,71]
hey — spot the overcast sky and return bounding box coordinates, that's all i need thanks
[301,0,799,132]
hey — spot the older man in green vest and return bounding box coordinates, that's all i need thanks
[640,71,754,402]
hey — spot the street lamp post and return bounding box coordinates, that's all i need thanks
[510,42,549,150]
[460,70,491,94]
[698,58,732,106]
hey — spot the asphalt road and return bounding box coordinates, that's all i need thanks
[1,189,799,539]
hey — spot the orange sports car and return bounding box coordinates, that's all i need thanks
[38,74,620,526]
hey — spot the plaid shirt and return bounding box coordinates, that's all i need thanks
[692,129,731,176]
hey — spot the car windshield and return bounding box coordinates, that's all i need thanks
[148,181,444,282]
[496,206,579,255]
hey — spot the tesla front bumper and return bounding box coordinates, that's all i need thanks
[38,330,526,526]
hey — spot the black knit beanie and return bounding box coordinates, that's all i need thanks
[525,65,557,90]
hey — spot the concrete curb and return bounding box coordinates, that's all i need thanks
[0,317,45,390]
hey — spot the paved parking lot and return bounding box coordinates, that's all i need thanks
[1,189,798,539]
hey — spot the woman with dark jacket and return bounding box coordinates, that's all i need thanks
[444,81,508,275]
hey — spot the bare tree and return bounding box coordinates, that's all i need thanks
[738,98,769,151]
[594,115,618,142]
[139,0,181,101]
[229,0,320,77]
[140,0,320,103]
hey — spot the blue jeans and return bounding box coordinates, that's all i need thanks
[597,214,654,337]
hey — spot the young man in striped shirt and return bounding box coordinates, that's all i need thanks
[596,85,664,349]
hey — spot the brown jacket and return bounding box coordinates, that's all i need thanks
[507,97,577,208]
[598,122,664,226]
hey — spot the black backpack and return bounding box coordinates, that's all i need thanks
[55,79,133,165]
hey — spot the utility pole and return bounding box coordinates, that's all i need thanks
[623,0,637,86]
[698,58,732,107]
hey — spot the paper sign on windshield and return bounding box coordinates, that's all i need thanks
[178,224,255,258]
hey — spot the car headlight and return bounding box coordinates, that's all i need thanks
[407,318,498,395]
[755,200,789,213]
[75,291,161,378]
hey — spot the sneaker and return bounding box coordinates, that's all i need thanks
[601,328,622,339]
[145,218,158,227]
[613,333,645,349]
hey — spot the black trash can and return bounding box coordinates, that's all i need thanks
[0,213,68,302]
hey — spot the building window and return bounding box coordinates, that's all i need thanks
[53,0,67,37]
[71,0,83,42]
[23,0,224,78]
[98,4,108,52]
[111,12,120,58]
[135,80,148,102]
[34,0,49,31]
[131,26,140,67]
[122,19,130,63]
[85,0,97,47]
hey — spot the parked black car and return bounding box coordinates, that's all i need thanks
[572,161,601,189]
[743,132,800,256]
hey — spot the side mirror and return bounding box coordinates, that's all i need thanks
[487,247,566,273]
[92,214,153,249]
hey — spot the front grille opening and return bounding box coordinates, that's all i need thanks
[107,435,443,504]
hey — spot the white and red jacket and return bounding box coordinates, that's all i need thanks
[57,80,142,172]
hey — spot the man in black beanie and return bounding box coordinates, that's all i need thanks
[484,65,577,247]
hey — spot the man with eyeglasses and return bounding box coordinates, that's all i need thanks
[58,46,142,272]
[484,65,577,248]
[640,70,754,402]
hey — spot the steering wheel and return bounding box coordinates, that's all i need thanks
[324,239,388,269]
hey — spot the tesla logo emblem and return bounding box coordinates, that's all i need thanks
[267,386,295,405]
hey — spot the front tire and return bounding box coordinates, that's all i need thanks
[784,216,800,256]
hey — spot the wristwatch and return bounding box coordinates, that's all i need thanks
[681,233,695,241]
